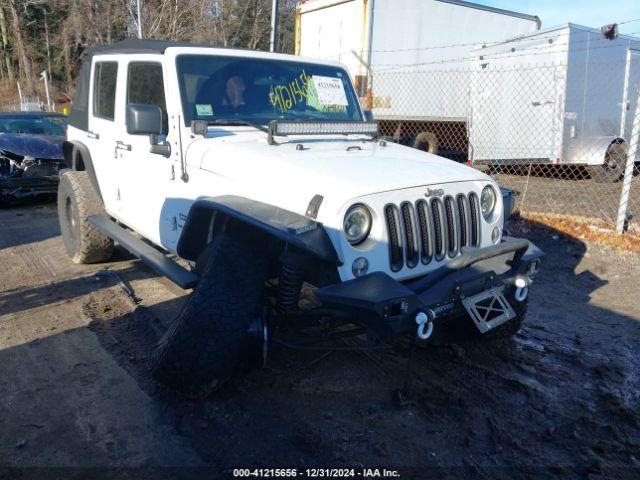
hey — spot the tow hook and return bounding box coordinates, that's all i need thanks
[514,276,530,303]
[415,309,435,341]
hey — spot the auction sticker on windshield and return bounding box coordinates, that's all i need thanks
[311,76,348,106]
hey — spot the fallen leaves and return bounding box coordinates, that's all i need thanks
[509,213,640,254]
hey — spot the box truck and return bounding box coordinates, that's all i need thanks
[295,0,540,159]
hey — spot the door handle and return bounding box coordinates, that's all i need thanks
[115,141,131,151]
[87,130,100,139]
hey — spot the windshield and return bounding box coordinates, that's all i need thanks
[176,55,363,125]
[0,116,66,136]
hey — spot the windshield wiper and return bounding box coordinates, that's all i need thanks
[205,118,268,133]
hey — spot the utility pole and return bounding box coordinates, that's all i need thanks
[269,0,279,53]
[8,0,34,95]
[40,70,51,111]
[136,0,143,39]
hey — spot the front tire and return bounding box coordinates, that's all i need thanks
[151,226,269,395]
[57,170,113,264]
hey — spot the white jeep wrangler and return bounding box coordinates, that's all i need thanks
[59,39,543,394]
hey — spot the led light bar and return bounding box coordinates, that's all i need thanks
[268,120,378,144]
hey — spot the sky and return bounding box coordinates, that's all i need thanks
[480,0,640,35]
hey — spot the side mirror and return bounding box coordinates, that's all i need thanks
[363,110,374,122]
[126,103,163,135]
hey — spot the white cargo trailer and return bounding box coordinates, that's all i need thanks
[296,0,540,159]
[468,24,640,182]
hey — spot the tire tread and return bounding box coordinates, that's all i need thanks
[151,229,268,395]
[58,170,113,264]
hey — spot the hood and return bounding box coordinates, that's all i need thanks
[191,130,489,208]
[0,133,64,160]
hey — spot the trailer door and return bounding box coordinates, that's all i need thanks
[469,61,560,162]
[621,48,640,142]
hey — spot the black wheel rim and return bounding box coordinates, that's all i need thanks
[64,195,80,254]
[604,145,625,173]
[245,307,268,368]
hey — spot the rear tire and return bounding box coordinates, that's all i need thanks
[587,142,626,183]
[151,226,269,395]
[57,170,113,264]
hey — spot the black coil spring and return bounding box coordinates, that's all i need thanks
[276,255,305,316]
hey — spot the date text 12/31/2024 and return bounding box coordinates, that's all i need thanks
[233,468,401,478]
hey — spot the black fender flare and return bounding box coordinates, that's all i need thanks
[63,140,103,203]
[176,195,341,265]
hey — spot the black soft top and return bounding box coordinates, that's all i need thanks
[85,38,215,57]
[69,39,218,131]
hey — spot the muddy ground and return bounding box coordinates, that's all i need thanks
[1,199,639,479]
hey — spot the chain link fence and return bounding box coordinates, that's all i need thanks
[366,44,640,235]
[0,95,45,112]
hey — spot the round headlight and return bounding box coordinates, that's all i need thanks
[481,186,497,219]
[343,204,372,245]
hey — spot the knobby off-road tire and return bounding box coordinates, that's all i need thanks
[57,170,113,264]
[151,227,268,395]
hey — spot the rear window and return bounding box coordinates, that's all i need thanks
[93,62,118,120]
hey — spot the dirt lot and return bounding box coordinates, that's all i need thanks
[1,199,639,479]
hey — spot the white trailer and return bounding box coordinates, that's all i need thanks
[468,24,640,181]
[296,0,540,158]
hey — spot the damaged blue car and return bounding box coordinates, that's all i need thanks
[0,112,66,203]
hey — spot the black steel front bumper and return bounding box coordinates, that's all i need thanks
[315,237,543,339]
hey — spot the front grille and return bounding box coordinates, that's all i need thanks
[384,191,481,271]
[385,205,404,272]
[431,199,445,261]
[400,202,419,268]
[416,200,432,264]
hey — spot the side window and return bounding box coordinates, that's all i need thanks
[93,62,118,120]
[127,63,168,134]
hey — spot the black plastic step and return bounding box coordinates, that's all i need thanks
[88,214,199,289]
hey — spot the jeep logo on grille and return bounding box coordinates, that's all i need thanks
[425,188,445,197]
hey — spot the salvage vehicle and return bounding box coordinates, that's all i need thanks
[59,39,543,394]
[0,112,66,203]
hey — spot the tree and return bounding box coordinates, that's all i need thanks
[0,0,298,101]
[0,4,13,81]
[8,0,34,95]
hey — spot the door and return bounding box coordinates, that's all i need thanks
[87,60,121,213]
[469,60,560,162]
[621,48,640,141]
[116,60,177,248]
